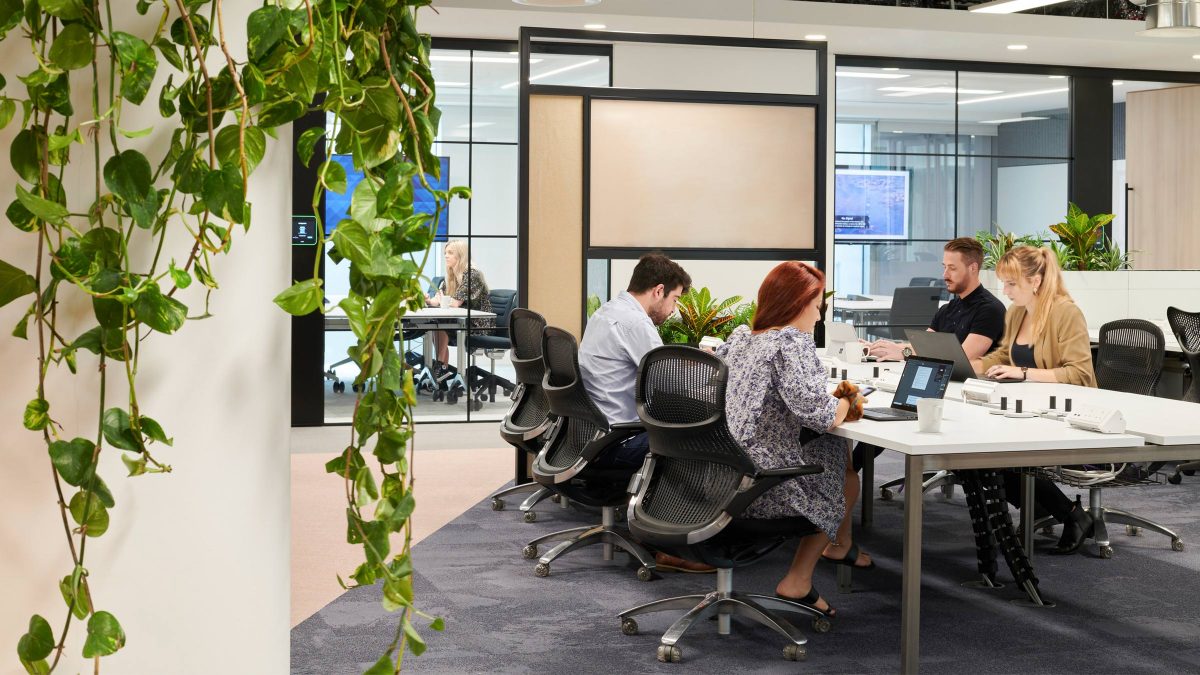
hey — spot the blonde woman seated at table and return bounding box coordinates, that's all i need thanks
[969,245,1097,555]
[427,240,495,368]
[717,261,868,618]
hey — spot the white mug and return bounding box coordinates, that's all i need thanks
[916,398,945,433]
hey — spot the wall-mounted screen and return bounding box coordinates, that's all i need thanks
[324,155,450,239]
[834,168,910,240]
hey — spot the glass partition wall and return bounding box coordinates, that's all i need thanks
[322,43,609,424]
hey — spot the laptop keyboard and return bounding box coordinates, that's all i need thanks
[863,407,917,421]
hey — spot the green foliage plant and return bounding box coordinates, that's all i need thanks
[974,226,1046,270]
[0,0,455,672]
[1048,202,1130,271]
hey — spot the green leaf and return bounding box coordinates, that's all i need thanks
[362,519,390,566]
[102,408,142,452]
[112,31,158,105]
[338,295,367,339]
[382,575,413,611]
[17,615,54,665]
[0,257,37,309]
[68,491,109,537]
[82,611,125,658]
[23,398,49,431]
[41,0,85,20]
[153,36,184,71]
[49,438,96,486]
[247,6,287,60]
[297,127,325,167]
[355,466,378,504]
[273,278,322,316]
[403,618,427,656]
[257,98,306,128]
[331,220,371,266]
[139,415,172,446]
[49,23,94,71]
[363,655,394,675]
[201,163,245,223]
[1,0,25,40]
[118,126,154,139]
[59,573,93,620]
[15,184,69,225]
[169,260,192,289]
[10,128,46,183]
[132,282,187,334]
[103,150,159,229]
[215,125,267,173]
[12,301,34,339]
[122,452,148,476]
[0,98,18,130]
[318,159,346,194]
[373,428,409,464]
[430,617,445,631]
[241,63,265,104]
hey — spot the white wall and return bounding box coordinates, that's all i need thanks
[0,6,290,674]
[996,163,1068,236]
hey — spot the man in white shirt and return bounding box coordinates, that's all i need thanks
[579,253,691,467]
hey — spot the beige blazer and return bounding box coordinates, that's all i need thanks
[979,299,1096,387]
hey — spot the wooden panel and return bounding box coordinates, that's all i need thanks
[528,95,584,337]
[1127,85,1200,270]
[589,100,815,250]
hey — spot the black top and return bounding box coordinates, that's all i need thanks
[929,284,1006,353]
[1011,343,1036,368]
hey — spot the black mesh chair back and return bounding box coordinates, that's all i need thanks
[540,327,610,471]
[503,309,551,436]
[908,276,945,288]
[1096,319,1165,396]
[467,289,517,351]
[1167,306,1200,403]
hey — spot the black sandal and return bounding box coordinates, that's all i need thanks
[821,541,876,570]
[777,585,836,618]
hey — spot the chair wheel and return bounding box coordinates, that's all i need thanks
[551,494,562,504]
[812,616,831,633]
[657,645,682,663]
[523,511,537,523]
[1099,545,1113,559]
[880,488,894,501]
[621,618,638,635]
[1168,472,1182,485]
[522,544,538,559]
[1126,525,1140,536]
[534,562,550,577]
[351,382,363,393]
[471,399,483,411]
[783,644,807,662]
[1172,539,1185,552]
[332,381,345,393]
[491,498,505,511]
[636,566,653,582]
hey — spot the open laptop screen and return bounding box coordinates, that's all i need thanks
[892,356,954,411]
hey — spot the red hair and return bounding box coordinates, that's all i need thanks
[752,261,825,332]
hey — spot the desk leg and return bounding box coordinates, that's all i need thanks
[1021,473,1034,556]
[901,454,923,674]
[861,442,874,528]
[457,327,467,381]
[423,332,433,371]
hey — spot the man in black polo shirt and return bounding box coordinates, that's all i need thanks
[852,237,1005,473]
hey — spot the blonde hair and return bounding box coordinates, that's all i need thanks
[443,240,469,296]
[996,245,1071,336]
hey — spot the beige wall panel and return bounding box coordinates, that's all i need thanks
[590,100,815,250]
[613,43,818,95]
[1127,85,1200,270]
[529,95,584,337]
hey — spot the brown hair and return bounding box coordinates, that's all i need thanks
[752,261,825,332]
[627,253,692,295]
[944,237,984,270]
[996,245,1071,336]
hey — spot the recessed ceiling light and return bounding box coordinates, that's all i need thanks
[584,23,607,29]
[892,130,904,133]
[1049,75,1067,79]
[882,67,901,71]
[958,87,1068,105]
[970,0,1071,13]
[1007,44,1028,50]
[501,58,601,89]
[1194,54,1200,59]
[1113,80,1125,86]
[432,55,542,64]
[836,71,910,79]
[805,34,827,41]
[977,116,1049,124]
[438,82,469,87]
[880,86,1002,97]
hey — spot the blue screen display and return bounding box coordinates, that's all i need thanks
[324,155,450,239]
[834,168,910,240]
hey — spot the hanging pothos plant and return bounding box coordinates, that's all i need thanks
[0,0,457,673]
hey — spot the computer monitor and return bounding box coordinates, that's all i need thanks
[889,355,954,412]
[324,155,450,239]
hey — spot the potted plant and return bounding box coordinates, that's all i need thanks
[657,287,748,345]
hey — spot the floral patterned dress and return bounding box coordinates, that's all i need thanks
[440,267,495,334]
[717,325,847,539]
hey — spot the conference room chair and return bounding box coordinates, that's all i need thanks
[522,326,657,580]
[877,286,941,341]
[490,308,557,522]
[1038,319,1184,557]
[467,288,519,405]
[907,276,951,301]
[1166,307,1200,484]
[618,346,830,664]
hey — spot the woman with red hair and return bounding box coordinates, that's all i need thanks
[717,261,867,618]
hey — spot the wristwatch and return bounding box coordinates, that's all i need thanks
[1021,367,1029,381]
[900,346,913,359]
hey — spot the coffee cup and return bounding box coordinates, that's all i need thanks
[916,398,945,433]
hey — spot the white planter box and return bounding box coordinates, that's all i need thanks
[978,269,1200,328]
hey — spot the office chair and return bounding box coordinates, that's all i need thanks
[522,326,657,580]
[618,346,830,664]
[1038,320,1184,557]
[467,289,518,405]
[1166,307,1200,484]
[490,308,558,522]
[877,286,940,341]
[908,276,951,301]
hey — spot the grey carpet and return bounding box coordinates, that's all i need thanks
[292,454,1200,674]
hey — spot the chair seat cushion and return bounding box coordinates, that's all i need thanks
[468,335,511,350]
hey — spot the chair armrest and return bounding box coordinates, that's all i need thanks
[610,422,647,432]
[581,423,646,462]
[757,465,824,479]
[726,464,826,518]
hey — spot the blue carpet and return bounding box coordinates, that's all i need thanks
[291,454,1200,674]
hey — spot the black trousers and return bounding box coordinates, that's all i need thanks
[1000,471,1075,523]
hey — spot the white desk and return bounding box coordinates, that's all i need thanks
[324,306,496,373]
[826,388,1200,673]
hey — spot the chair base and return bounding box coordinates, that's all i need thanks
[618,569,830,663]
[489,484,556,521]
[1168,460,1200,485]
[879,470,958,501]
[522,506,655,580]
[1034,488,1184,556]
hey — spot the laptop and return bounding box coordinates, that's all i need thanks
[904,329,1002,383]
[861,355,955,421]
[825,322,865,361]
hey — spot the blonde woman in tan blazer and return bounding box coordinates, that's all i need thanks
[968,246,1098,556]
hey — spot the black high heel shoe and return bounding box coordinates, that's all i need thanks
[1049,496,1094,556]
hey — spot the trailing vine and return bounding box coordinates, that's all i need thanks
[1,0,455,672]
